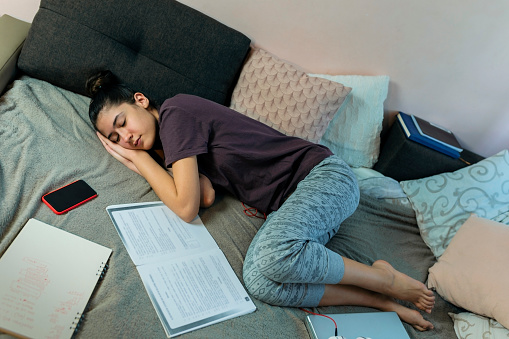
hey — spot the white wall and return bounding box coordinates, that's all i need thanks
[2,0,508,157]
[0,0,39,22]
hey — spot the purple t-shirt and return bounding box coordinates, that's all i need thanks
[159,94,333,213]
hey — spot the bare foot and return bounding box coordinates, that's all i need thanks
[372,260,435,313]
[380,295,434,331]
[320,284,434,331]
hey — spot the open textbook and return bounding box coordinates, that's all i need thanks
[106,202,256,337]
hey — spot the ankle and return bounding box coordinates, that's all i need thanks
[371,293,395,311]
[372,261,396,293]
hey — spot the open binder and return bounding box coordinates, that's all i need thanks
[106,202,256,337]
[0,219,112,339]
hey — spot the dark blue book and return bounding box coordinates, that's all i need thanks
[397,112,460,159]
[411,115,463,152]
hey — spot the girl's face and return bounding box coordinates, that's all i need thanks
[95,93,159,150]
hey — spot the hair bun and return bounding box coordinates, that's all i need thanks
[85,70,120,97]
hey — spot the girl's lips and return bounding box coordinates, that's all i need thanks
[134,136,141,147]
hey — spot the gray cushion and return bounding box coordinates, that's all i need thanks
[18,0,251,106]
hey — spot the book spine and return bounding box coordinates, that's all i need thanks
[409,134,460,158]
[408,133,460,158]
[397,114,411,137]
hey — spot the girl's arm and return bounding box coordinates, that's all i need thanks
[167,167,215,209]
[97,132,214,222]
[136,153,201,222]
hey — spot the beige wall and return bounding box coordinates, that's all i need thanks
[2,0,508,157]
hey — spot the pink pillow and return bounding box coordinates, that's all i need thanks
[230,48,351,143]
[428,214,509,329]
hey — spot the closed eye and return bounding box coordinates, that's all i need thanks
[107,112,124,143]
[109,133,120,143]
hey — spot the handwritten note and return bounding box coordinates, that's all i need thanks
[0,219,112,339]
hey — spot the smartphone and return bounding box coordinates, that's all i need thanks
[42,180,98,214]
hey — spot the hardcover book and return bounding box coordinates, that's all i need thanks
[411,115,463,152]
[397,112,461,159]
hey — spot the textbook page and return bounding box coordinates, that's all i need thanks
[107,201,217,266]
[107,202,256,337]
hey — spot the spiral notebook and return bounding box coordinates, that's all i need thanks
[0,218,112,339]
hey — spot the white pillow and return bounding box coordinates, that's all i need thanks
[351,168,407,199]
[309,74,389,168]
[449,313,509,339]
[400,149,509,257]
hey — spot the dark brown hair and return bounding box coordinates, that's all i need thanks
[86,70,136,129]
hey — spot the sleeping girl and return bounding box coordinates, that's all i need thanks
[87,70,435,331]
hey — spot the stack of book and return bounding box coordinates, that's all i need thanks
[397,112,463,159]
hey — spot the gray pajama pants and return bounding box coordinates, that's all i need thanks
[243,155,360,307]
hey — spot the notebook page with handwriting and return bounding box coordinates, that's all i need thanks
[0,219,112,339]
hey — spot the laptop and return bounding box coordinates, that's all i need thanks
[305,312,410,339]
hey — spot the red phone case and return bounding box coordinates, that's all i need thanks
[42,180,98,215]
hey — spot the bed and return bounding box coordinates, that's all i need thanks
[1,1,509,339]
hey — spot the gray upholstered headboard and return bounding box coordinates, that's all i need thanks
[17,0,251,106]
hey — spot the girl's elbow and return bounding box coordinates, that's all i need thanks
[176,205,199,223]
[160,197,198,223]
[180,213,197,224]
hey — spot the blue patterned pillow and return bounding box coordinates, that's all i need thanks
[400,149,509,258]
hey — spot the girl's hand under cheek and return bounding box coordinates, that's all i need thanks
[96,132,143,175]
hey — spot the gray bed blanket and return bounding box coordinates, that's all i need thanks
[0,77,459,338]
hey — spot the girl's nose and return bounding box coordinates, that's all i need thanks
[119,130,132,144]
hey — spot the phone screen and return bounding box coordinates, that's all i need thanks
[42,180,98,214]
